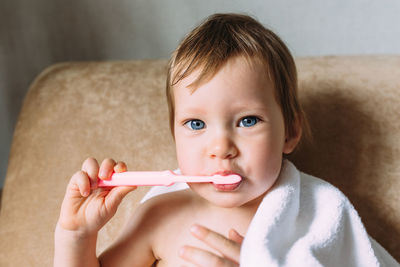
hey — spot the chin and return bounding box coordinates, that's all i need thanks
[213,200,246,208]
[205,193,249,208]
[189,183,260,208]
[210,190,268,209]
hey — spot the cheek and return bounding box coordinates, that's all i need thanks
[243,134,284,176]
[175,135,203,174]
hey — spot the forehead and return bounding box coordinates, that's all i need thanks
[173,56,277,111]
[173,56,273,95]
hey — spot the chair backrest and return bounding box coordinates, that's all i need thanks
[290,56,400,261]
[0,56,398,266]
[0,60,176,266]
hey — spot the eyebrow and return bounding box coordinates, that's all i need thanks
[226,103,271,114]
[175,105,270,117]
[175,106,206,115]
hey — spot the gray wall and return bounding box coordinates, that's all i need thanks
[1,0,400,188]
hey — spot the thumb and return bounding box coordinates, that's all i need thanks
[105,186,137,212]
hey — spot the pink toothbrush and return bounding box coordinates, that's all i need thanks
[98,170,242,187]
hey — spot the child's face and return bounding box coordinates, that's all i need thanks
[173,56,297,208]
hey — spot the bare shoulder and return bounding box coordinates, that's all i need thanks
[99,189,197,267]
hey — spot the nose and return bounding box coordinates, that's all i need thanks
[207,133,238,160]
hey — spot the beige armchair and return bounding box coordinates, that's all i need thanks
[0,56,399,266]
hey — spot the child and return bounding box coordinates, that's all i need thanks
[54,13,398,266]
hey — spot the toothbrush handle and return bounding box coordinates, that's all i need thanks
[97,171,241,187]
[173,175,217,183]
[98,171,175,187]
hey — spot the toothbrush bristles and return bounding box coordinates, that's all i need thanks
[212,174,242,185]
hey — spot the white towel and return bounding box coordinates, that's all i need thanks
[141,161,399,266]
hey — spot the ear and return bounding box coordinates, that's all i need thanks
[283,118,302,154]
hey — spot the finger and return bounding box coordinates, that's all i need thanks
[228,229,244,244]
[179,246,237,267]
[190,225,240,263]
[82,157,100,188]
[70,171,90,197]
[104,186,137,213]
[99,158,116,180]
[113,161,127,173]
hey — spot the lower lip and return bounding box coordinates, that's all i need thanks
[212,180,242,192]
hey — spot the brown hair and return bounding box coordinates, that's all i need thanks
[166,13,308,141]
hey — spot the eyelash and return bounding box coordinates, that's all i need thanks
[183,116,261,130]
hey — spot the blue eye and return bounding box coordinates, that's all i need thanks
[239,116,259,127]
[185,120,205,130]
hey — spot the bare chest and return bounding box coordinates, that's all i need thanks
[152,208,252,267]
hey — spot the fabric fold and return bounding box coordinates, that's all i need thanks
[241,160,398,266]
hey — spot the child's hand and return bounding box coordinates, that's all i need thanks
[57,158,137,236]
[179,224,243,266]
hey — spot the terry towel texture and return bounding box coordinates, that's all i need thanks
[142,160,399,266]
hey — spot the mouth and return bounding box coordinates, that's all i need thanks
[212,181,242,191]
[211,170,243,192]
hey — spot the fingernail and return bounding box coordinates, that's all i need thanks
[100,170,108,179]
[83,190,89,197]
[116,166,124,173]
[190,224,203,236]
